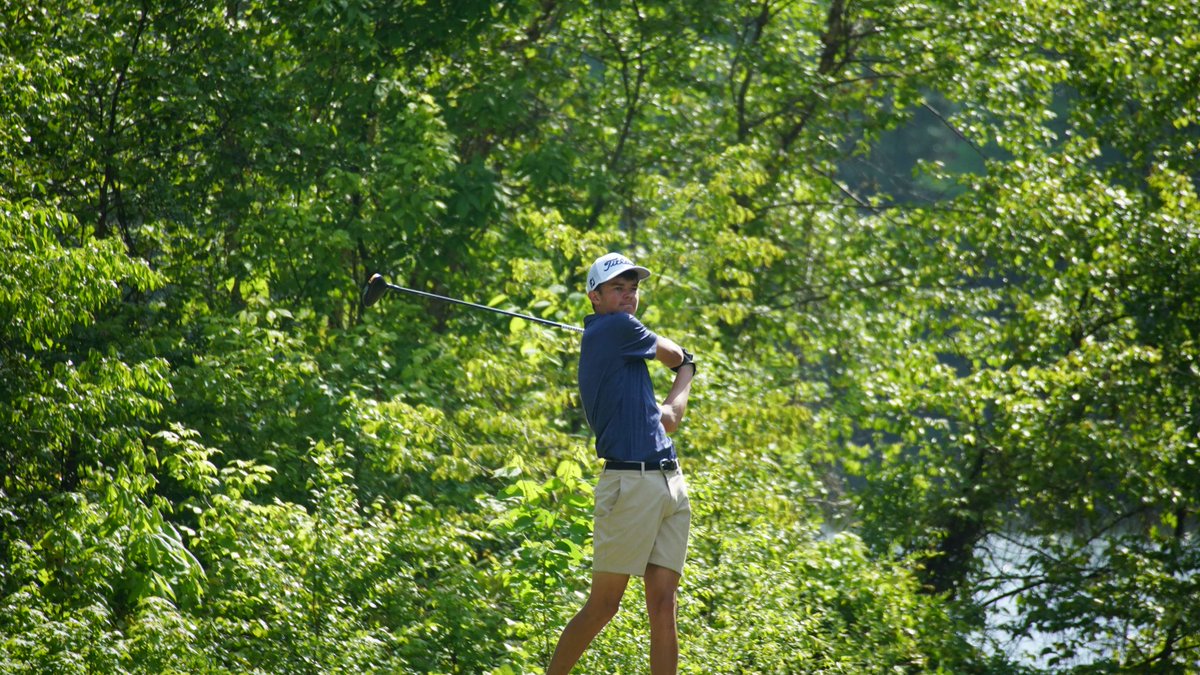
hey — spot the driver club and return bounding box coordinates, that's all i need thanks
[360,273,584,334]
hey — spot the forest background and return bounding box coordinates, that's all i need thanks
[2,0,1199,672]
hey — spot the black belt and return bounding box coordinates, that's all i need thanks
[605,458,679,472]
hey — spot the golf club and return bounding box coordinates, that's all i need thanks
[361,273,584,334]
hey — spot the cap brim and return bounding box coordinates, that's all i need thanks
[596,264,651,287]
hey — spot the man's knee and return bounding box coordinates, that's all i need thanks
[584,593,623,623]
[646,591,677,623]
[644,565,680,627]
[583,571,629,624]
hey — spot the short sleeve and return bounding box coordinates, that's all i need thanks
[611,313,658,361]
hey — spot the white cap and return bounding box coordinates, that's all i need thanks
[586,252,651,292]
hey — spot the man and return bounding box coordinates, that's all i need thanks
[547,252,696,675]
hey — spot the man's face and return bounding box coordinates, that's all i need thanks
[589,274,640,315]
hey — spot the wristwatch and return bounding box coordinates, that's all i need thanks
[671,348,696,374]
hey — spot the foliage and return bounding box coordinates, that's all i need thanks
[4,0,1199,672]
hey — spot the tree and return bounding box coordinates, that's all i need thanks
[837,0,1200,668]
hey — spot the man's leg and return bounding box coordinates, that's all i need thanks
[547,571,630,675]
[644,563,681,675]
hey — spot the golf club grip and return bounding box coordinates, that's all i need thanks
[384,283,584,334]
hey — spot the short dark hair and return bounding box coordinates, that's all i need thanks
[595,269,640,292]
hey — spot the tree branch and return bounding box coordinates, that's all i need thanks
[730,0,772,142]
[97,0,151,254]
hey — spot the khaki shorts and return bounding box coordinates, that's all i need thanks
[592,467,691,577]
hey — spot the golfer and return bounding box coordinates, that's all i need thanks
[547,252,696,675]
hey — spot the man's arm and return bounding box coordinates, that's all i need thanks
[655,336,695,433]
[655,335,687,369]
[659,367,694,434]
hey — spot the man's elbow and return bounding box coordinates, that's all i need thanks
[656,337,685,368]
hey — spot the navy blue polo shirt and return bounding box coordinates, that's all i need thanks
[578,312,675,463]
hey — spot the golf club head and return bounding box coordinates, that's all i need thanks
[361,273,389,307]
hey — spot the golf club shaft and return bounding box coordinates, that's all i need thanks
[378,281,584,334]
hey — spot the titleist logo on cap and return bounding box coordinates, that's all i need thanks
[603,256,633,271]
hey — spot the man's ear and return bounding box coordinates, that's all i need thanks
[587,289,600,305]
